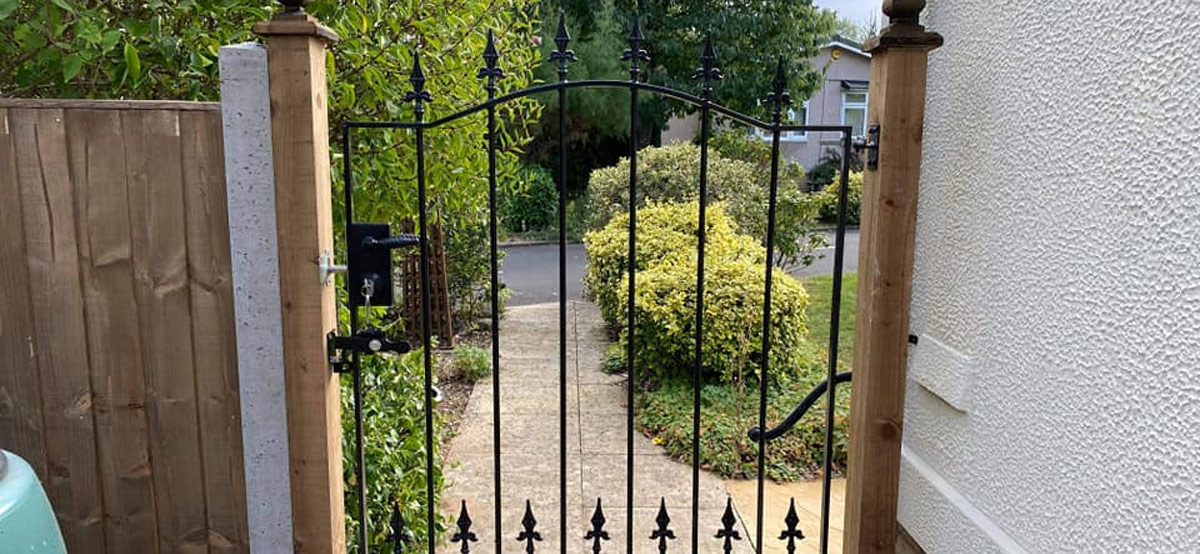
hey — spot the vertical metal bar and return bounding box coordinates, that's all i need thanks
[757,59,789,554]
[557,51,570,554]
[621,19,647,553]
[818,132,853,554]
[405,50,437,554]
[483,34,504,554]
[691,66,713,554]
[625,67,639,554]
[344,124,369,554]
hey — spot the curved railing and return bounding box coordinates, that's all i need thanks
[748,372,854,443]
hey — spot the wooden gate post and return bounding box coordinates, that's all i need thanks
[843,2,941,553]
[252,2,344,552]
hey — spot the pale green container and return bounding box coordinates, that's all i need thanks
[0,450,67,554]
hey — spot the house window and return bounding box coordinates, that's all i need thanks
[842,91,868,137]
[756,101,809,141]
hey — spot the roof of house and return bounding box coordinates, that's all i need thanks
[825,35,870,58]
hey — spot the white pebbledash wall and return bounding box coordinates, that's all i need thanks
[900,2,1200,553]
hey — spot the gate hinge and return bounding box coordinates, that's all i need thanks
[327,328,411,373]
[852,124,880,170]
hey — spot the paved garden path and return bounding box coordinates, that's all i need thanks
[442,301,754,553]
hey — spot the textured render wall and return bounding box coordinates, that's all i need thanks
[901,2,1200,553]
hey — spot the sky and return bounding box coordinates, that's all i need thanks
[814,0,883,28]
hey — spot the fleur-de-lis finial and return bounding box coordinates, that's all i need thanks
[386,501,414,554]
[404,50,433,117]
[515,500,543,553]
[548,12,577,80]
[450,500,478,553]
[778,498,805,554]
[477,30,505,93]
[584,498,610,554]
[692,35,722,98]
[621,16,650,80]
[765,56,791,120]
[714,497,743,554]
[649,498,676,553]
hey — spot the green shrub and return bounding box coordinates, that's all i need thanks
[500,165,559,233]
[587,143,823,266]
[343,350,443,551]
[635,370,850,481]
[806,147,863,191]
[710,129,806,187]
[583,201,760,324]
[585,202,812,385]
[451,345,491,382]
[814,172,864,225]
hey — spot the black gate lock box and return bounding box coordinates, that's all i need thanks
[347,222,421,306]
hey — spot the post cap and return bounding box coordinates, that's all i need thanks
[882,0,925,25]
[864,0,942,52]
[253,8,339,43]
[278,0,313,13]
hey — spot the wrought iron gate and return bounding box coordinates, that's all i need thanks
[332,15,856,554]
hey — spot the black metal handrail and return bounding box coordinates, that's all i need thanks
[747,372,853,443]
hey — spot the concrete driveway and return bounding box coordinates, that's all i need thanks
[501,230,859,307]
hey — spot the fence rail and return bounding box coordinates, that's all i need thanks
[0,99,247,554]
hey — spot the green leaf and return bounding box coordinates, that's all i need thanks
[123,41,141,82]
[62,53,83,83]
[48,0,74,14]
[0,0,17,19]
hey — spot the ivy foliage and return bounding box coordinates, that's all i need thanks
[342,349,442,552]
[0,0,543,327]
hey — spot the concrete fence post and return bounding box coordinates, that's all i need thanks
[843,1,942,553]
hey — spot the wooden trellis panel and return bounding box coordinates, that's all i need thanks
[398,219,454,348]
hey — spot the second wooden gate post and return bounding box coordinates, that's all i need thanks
[843,1,941,553]
[252,2,344,552]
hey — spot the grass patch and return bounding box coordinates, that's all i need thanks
[800,273,857,369]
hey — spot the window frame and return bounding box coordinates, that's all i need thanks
[755,100,809,142]
[841,91,869,137]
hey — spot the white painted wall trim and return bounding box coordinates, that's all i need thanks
[899,445,1031,554]
[219,41,295,554]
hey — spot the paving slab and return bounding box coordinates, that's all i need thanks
[442,301,747,552]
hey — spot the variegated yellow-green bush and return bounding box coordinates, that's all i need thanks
[584,201,813,385]
[815,171,864,225]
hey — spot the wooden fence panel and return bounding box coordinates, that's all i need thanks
[180,110,248,553]
[69,108,158,553]
[125,108,210,554]
[12,107,107,549]
[0,100,248,554]
[0,108,48,481]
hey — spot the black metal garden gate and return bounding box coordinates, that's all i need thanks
[331,14,856,554]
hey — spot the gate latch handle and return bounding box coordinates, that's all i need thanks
[327,328,412,373]
[362,233,421,251]
[852,124,880,170]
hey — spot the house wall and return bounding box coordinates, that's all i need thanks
[783,47,870,169]
[900,2,1200,553]
[660,46,870,171]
